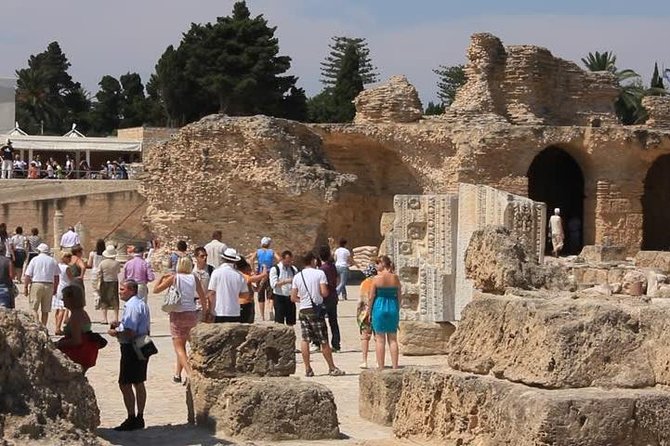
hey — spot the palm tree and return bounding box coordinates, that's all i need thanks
[582,51,644,124]
[15,68,56,134]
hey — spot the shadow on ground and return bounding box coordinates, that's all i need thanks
[98,423,232,446]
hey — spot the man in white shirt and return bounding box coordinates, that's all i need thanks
[334,238,352,300]
[207,248,247,323]
[291,251,344,377]
[204,230,227,269]
[60,226,80,251]
[24,243,60,325]
[269,250,298,325]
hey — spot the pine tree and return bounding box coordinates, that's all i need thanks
[424,101,445,115]
[119,73,148,128]
[320,36,378,87]
[90,75,122,135]
[651,62,665,90]
[330,43,364,122]
[433,64,466,106]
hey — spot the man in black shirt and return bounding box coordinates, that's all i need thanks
[1,139,13,179]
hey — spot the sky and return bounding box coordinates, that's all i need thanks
[1,0,669,105]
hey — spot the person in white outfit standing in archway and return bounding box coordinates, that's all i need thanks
[549,208,564,257]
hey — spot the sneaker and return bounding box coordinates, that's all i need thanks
[305,368,315,377]
[172,376,182,384]
[113,416,139,431]
[359,362,368,369]
[135,416,145,429]
[328,368,345,377]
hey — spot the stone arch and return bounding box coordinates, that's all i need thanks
[527,146,585,254]
[642,154,670,250]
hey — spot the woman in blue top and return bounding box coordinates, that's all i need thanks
[248,236,280,321]
[368,255,401,370]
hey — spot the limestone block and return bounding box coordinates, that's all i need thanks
[582,267,609,285]
[622,270,647,296]
[448,293,670,388]
[580,245,627,263]
[0,310,100,445]
[635,251,670,273]
[379,212,395,237]
[656,285,670,298]
[359,369,405,426]
[398,321,455,356]
[607,267,627,285]
[393,367,670,445]
[189,322,296,378]
[643,95,670,129]
[189,375,339,440]
[354,75,423,124]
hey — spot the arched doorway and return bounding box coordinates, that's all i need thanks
[527,146,585,255]
[642,155,670,250]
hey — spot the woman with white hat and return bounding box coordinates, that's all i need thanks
[97,245,121,324]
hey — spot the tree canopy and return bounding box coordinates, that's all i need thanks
[433,64,466,106]
[320,36,378,87]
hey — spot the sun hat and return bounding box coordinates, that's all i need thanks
[37,243,50,253]
[102,245,117,258]
[221,247,241,262]
[260,236,272,246]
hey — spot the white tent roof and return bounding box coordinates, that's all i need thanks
[3,134,141,152]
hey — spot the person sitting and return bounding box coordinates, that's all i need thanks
[56,285,105,374]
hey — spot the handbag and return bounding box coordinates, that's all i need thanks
[161,274,182,313]
[133,334,158,361]
[301,272,326,319]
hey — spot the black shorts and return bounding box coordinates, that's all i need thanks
[257,278,272,302]
[119,343,149,385]
[214,316,241,323]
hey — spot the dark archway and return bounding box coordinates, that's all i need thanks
[527,146,585,255]
[642,155,670,250]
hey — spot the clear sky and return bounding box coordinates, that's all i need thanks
[1,0,668,105]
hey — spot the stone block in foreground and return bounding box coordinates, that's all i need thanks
[359,369,405,426]
[394,367,670,445]
[189,322,295,378]
[448,293,670,388]
[398,321,455,355]
[188,375,339,440]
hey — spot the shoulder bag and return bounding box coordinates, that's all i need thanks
[161,274,182,313]
[133,334,158,360]
[301,272,327,319]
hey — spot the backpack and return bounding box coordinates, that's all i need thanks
[273,264,298,280]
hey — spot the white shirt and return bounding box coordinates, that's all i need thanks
[174,273,197,312]
[292,268,326,310]
[270,262,297,296]
[334,247,351,267]
[549,215,564,237]
[25,253,60,282]
[208,263,246,317]
[60,230,80,248]
[204,239,227,268]
[56,263,71,296]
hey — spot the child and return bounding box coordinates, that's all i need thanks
[357,264,377,369]
[52,253,73,335]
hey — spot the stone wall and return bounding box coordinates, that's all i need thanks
[643,96,670,129]
[354,75,423,124]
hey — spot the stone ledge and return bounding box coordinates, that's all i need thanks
[394,367,670,445]
[359,369,405,426]
[398,321,455,355]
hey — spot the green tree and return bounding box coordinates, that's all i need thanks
[119,72,148,128]
[149,1,300,124]
[306,91,336,123]
[329,43,364,122]
[15,42,87,134]
[424,101,445,115]
[320,36,379,87]
[582,51,644,125]
[433,64,466,106]
[650,63,665,90]
[90,75,122,135]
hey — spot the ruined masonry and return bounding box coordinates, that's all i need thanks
[386,184,545,327]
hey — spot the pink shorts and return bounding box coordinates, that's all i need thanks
[169,311,198,339]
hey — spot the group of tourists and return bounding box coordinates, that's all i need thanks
[0,138,130,180]
[0,223,402,432]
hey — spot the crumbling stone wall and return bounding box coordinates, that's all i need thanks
[643,96,670,129]
[353,75,423,124]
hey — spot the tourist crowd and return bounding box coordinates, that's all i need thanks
[0,224,401,432]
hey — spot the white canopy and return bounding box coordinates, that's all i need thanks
[2,134,141,152]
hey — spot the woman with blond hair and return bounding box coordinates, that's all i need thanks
[154,256,205,384]
[369,255,401,370]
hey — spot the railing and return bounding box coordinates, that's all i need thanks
[3,164,143,180]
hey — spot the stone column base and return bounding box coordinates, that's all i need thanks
[398,321,455,356]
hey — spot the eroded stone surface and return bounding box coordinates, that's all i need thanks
[189,376,339,440]
[359,369,405,426]
[0,310,100,445]
[397,321,455,355]
[354,75,423,124]
[448,293,670,389]
[393,367,670,445]
[189,322,296,378]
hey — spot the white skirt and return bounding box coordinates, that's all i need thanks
[51,293,65,310]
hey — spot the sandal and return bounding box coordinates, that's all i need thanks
[329,368,345,377]
[172,375,182,384]
[305,368,315,377]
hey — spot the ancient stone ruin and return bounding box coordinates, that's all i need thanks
[0,310,100,445]
[186,322,339,441]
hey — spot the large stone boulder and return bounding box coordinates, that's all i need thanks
[359,369,405,426]
[393,367,670,445]
[448,293,670,389]
[354,75,423,124]
[189,322,296,378]
[0,310,100,445]
[635,251,670,273]
[464,226,569,293]
[398,321,455,355]
[189,376,339,441]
